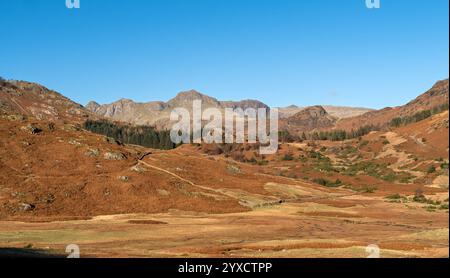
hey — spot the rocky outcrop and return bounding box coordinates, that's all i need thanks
[281,106,337,133]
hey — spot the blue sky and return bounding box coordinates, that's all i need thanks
[0,0,448,108]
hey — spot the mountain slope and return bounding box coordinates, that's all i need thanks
[334,79,449,131]
[0,80,92,123]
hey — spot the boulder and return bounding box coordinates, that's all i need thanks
[19,203,35,212]
[103,151,126,160]
[21,124,42,135]
[130,164,147,173]
[118,176,130,182]
[84,148,100,157]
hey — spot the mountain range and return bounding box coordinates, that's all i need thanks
[1,78,448,135]
[0,76,448,258]
[85,91,373,129]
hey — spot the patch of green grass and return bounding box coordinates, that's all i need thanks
[360,185,378,193]
[385,193,407,203]
[314,159,335,172]
[439,204,449,210]
[385,193,403,200]
[413,196,441,205]
[345,185,378,193]
[343,161,414,183]
[257,160,269,166]
[425,205,437,212]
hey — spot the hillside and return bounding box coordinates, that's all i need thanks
[0,80,92,123]
[334,79,449,131]
[0,78,448,258]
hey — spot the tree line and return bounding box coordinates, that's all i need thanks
[390,103,449,128]
[84,120,176,150]
[279,125,379,143]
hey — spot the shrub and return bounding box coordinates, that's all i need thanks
[360,185,377,193]
[412,190,441,205]
[282,153,294,161]
[439,204,449,210]
[246,157,257,164]
[427,165,436,174]
[385,193,403,200]
[313,178,342,188]
[413,188,426,202]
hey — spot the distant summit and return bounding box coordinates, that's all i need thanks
[281,105,337,133]
[167,90,220,108]
[278,104,372,119]
[86,90,269,128]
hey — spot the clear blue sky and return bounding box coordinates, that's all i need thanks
[0,0,448,109]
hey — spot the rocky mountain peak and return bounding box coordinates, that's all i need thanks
[281,105,336,133]
[167,90,219,107]
[298,105,328,118]
[85,101,100,111]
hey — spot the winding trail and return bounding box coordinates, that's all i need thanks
[137,154,359,207]
[136,158,250,203]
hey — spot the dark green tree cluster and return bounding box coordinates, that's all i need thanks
[278,130,296,143]
[84,120,175,150]
[308,125,379,141]
[390,103,449,128]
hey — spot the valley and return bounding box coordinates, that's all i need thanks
[0,78,448,258]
